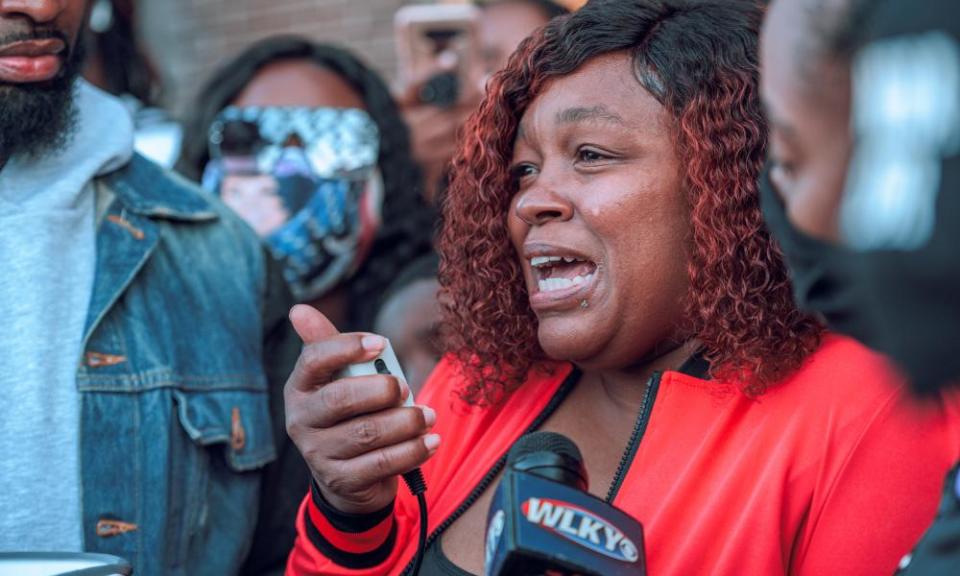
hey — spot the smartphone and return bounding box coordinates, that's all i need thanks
[395,4,481,107]
[338,339,416,408]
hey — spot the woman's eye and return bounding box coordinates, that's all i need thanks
[510,163,539,182]
[768,157,797,194]
[576,147,611,163]
[770,157,796,178]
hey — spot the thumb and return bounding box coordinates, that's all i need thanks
[289,304,339,343]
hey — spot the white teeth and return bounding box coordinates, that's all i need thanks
[538,278,573,292]
[530,256,553,267]
[530,255,581,268]
[531,256,561,267]
[537,274,594,293]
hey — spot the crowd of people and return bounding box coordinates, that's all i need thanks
[1,0,959,575]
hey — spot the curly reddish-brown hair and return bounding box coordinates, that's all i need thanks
[439,0,822,404]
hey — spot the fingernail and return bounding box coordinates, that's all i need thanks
[361,335,386,352]
[424,434,441,453]
[421,406,436,427]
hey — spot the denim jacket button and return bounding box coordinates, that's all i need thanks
[96,518,138,538]
[85,351,127,368]
[107,214,145,240]
[231,407,246,452]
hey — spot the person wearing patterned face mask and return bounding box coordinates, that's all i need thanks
[178,38,434,332]
[203,106,384,303]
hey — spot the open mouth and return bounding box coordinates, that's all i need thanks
[530,255,598,294]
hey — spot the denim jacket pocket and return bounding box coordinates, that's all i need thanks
[169,387,276,571]
[172,388,276,472]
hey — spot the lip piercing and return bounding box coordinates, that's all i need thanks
[580,300,589,309]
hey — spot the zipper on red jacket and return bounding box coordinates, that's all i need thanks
[605,371,662,502]
[399,368,582,576]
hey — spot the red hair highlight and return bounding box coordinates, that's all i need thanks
[438,0,821,404]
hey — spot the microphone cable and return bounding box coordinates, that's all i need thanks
[377,359,428,575]
[402,468,428,576]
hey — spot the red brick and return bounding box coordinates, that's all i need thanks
[139,0,411,114]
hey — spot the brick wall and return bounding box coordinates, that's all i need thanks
[139,0,413,116]
[138,0,585,116]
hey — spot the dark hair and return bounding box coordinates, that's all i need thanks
[87,0,160,105]
[177,36,435,330]
[441,0,821,404]
[476,0,571,20]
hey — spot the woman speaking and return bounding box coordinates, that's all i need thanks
[283,1,960,574]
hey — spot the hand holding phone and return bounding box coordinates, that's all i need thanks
[395,4,483,108]
[284,305,440,515]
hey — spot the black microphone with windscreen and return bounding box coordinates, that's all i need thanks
[483,431,646,576]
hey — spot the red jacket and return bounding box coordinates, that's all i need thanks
[287,335,960,575]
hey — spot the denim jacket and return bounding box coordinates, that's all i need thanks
[77,155,304,575]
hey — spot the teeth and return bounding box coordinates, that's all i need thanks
[538,278,573,292]
[537,274,594,293]
[531,256,552,267]
[530,255,581,268]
